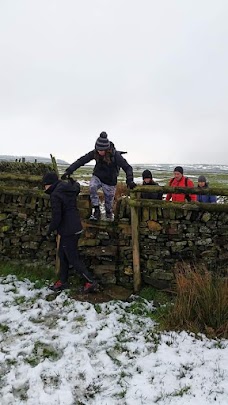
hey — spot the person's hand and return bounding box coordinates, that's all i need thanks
[61,173,67,180]
[127,181,137,189]
[61,172,71,180]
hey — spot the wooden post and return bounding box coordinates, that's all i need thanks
[130,192,141,292]
[50,154,59,178]
[55,234,61,274]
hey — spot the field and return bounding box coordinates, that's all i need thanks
[58,163,228,188]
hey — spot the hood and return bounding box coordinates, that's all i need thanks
[46,179,80,196]
[198,183,209,188]
[109,141,116,154]
[143,180,158,186]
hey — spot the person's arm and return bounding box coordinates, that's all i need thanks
[115,152,134,185]
[62,150,95,177]
[187,179,197,201]
[47,195,62,234]
[166,179,172,201]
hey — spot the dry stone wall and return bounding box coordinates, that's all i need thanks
[0,186,228,288]
[138,206,228,288]
[0,191,133,286]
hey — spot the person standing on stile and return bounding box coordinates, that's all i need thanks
[61,132,136,221]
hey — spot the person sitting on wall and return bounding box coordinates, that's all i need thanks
[61,131,136,221]
[166,166,197,202]
[141,169,163,200]
[42,171,99,293]
[197,175,217,203]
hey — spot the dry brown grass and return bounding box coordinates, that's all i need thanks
[115,182,128,200]
[165,264,228,338]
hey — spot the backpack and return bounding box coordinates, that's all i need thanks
[170,176,191,202]
[110,141,127,176]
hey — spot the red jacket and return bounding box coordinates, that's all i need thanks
[166,176,197,202]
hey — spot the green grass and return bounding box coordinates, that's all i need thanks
[59,165,228,188]
[0,323,10,333]
[26,341,60,367]
[139,286,172,305]
[0,262,55,286]
[162,267,228,338]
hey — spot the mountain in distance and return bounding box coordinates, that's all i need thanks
[0,155,69,165]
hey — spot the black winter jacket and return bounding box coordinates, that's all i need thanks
[65,147,133,186]
[141,180,163,200]
[45,180,82,236]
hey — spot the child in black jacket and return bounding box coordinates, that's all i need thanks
[141,170,163,200]
[42,172,98,293]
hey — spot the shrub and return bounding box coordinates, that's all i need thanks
[164,264,228,338]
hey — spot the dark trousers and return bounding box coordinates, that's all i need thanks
[58,234,95,284]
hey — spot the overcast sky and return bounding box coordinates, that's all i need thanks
[0,0,228,164]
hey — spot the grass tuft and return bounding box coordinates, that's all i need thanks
[162,265,228,338]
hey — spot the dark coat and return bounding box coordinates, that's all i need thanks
[65,146,133,186]
[141,180,163,200]
[45,180,82,236]
[197,184,217,203]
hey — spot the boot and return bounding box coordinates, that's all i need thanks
[49,280,69,292]
[83,280,100,293]
[106,210,114,221]
[90,206,101,220]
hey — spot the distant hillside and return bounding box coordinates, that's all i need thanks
[0,155,69,165]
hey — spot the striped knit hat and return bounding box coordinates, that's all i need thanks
[95,132,110,151]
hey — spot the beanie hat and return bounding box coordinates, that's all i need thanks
[95,132,110,151]
[42,172,58,185]
[198,175,206,183]
[174,166,184,175]
[142,169,152,180]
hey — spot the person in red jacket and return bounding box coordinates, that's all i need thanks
[166,166,197,202]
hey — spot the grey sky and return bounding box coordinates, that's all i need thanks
[0,0,228,164]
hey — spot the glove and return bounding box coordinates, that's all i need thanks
[127,181,137,190]
[61,172,71,180]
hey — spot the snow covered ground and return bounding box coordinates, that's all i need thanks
[0,276,227,405]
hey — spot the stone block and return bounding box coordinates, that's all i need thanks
[147,220,162,231]
[79,245,117,256]
[149,208,157,221]
[93,264,116,275]
[142,274,172,289]
[201,212,211,222]
[97,231,109,240]
[78,238,100,247]
[79,209,91,219]
[118,223,132,235]
[77,199,91,209]
[142,207,150,222]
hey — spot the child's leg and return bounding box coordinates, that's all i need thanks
[89,175,102,207]
[58,237,69,283]
[64,234,95,283]
[102,183,116,215]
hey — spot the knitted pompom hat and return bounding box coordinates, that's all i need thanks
[95,132,110,151]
